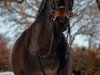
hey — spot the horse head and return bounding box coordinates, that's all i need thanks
[51,0,70,32]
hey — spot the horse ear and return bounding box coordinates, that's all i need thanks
[36,0,48,19]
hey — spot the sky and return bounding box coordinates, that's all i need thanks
[0,0,98,48]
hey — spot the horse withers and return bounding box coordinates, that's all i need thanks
[12,0,74,75]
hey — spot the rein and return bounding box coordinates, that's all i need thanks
[33,31,54,75]
[34,30,70,75]
[37,33,54,59]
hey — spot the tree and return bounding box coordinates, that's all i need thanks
[0,0,100,48]
[0,0,39,26]
[72,48,100,75]
[69,0,100,48]
[0,35,11,71]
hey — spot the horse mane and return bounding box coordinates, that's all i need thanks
[27,0,51,52]
[36,0,49,19]
[34,0,52,33]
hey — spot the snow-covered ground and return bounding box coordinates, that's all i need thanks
[0,72,14,75]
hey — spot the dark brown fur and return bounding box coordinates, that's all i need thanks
[12,0,73,75]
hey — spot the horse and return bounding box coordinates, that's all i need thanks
[12,0,74,75]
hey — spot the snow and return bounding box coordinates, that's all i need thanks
[0,72,14,75]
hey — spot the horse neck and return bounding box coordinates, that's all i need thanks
[37,9,53,35]
[28,18,53,55]
[34,1,54,47]
[40,18,53,37]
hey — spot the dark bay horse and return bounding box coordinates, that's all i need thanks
[12,0,74,75]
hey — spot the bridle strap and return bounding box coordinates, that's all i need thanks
[37,53,47,75]
[33,31,54,75]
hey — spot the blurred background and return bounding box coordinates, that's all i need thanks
[0,0,100,75]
